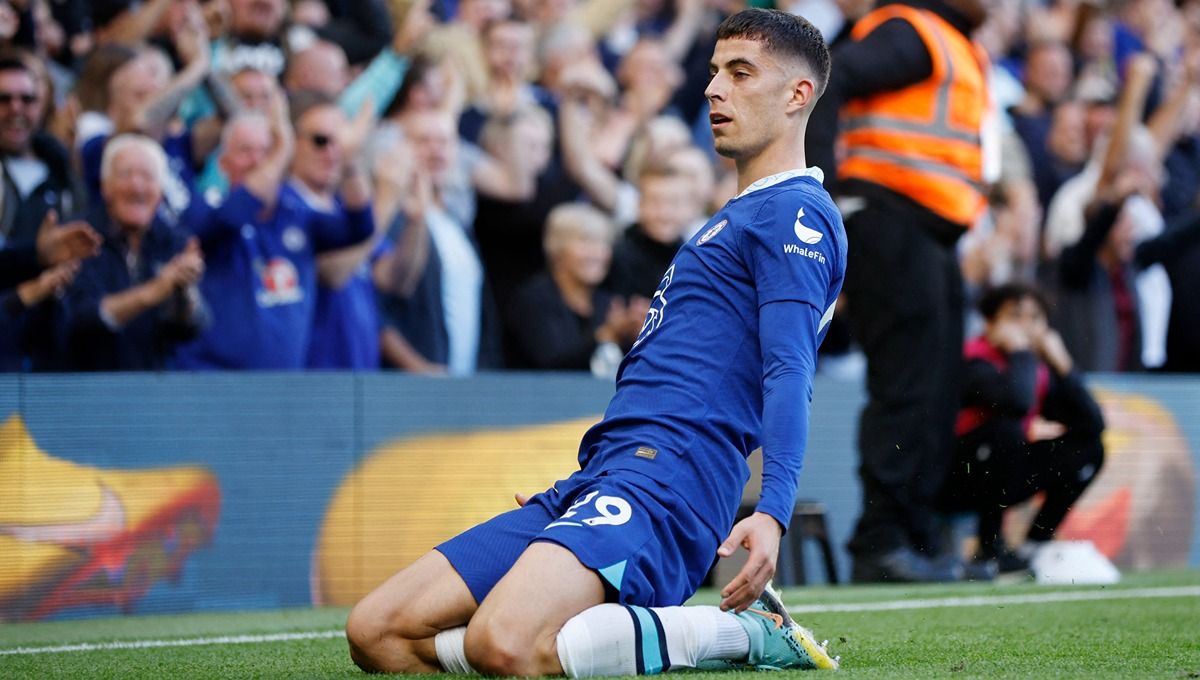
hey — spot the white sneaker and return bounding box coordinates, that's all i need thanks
[1031,540,1120,585]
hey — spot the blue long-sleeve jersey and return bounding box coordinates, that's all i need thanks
[578,169,846,538]
[176,183,373,370]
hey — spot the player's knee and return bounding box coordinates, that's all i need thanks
[345,605,386,672]
[345,601,421,674]
[464,618,547,677]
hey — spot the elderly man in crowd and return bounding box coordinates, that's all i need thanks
[64,134,208,370]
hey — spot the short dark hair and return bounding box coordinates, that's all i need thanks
[977,282,1050,320]
[715,9,831,98]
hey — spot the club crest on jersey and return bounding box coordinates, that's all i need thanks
[697,219,728,245]
[794,208,823,244]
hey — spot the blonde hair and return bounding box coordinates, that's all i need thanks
[544,203,614,258]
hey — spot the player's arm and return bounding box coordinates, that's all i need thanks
[718,299,820,612]
[720,195,841,611]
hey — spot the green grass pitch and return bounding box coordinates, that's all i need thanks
[2,570,1198,679]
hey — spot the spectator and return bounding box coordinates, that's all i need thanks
[665,144,716,240]
[0,57,82,245]
[807,0,990,582]
[939,282,1104,579]
[80,16,212,231]
[292,0,393,66]
[0,55,88,370]
[1045,54,1178,371]
[605,162,691,300]
[176,89,373,370]
[459,16,550,143]
[214,0,289,77]
[0,205,100,375]
[1009,40,1073,151]
[283,39,349,98]
[304,98,384,371]
[505,203,642,372]
[473,104,571,314]
[374,109,502,375]
[0,210,98,290]
[64,134,208,370]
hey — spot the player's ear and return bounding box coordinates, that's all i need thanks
[786,76,816,114]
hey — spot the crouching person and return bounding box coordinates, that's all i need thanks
[940,283,1105,577]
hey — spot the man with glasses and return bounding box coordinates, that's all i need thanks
[0,56,88,370]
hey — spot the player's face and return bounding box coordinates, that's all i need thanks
[705,38,796,161]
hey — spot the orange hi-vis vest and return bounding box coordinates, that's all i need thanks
[838,5,990,228]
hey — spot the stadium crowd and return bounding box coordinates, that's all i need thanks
[1,0,1199,377]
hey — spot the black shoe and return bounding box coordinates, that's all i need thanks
[962,558,999,582]
[851,547,963,583]
[995,547,1032,575]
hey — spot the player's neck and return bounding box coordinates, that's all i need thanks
[734,138,808,195]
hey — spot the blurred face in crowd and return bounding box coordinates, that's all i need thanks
[619,39,682,96]
[103,144,164,233]
[1078,15,1114,62]
[292,104,346,194]
[1025,42,1073,106]
[667,146,716,220]
[284,42,349,98]
[989,295,1048,339]
[0,67,38,155]
[232,68,275,112]
[513,112,553,176]
[1084,100,1117,151]
[219,116,272,187]
[552,225,611,289]
[993,180,1041,265]
[109,51,171,122]
[404,111,458,186]
[539,22,597,93]
[230,0,285,41]
[638,173,692,244]
[1047,100,1087,165]
[484,20,535,82]
[404,62,452,113]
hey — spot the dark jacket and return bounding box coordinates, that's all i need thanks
[605,226,682,300]
[64,214,206,371]
[0,132,87,371]
[505,273,613,370]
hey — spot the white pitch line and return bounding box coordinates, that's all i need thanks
[787,585,1200,614]
[3,586,1198,656]
[0,630,345,656]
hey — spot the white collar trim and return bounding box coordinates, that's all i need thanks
[736,167,825,199]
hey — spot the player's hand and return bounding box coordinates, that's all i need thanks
[717,512,782,613]
[514,492,532,507]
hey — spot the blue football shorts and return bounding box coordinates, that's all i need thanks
[436,469,721,607]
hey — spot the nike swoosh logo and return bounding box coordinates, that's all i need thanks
[0,484,126,545]
[794,208,823,244]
